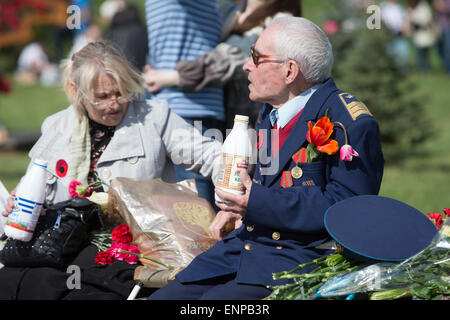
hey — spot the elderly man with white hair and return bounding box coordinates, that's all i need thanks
[149,16,385,300]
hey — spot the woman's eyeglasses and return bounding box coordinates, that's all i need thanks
[250,45,285,67]
[81,91,128,108]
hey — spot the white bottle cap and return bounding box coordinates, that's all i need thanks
[234,115,249,122]
[33,159,48,168]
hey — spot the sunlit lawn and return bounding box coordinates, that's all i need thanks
[0,80,68,191]
[378,71,450,214]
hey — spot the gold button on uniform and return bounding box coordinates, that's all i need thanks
[244,243,253,251]
[272,232,281,241]
[246,225,254,232]
[276,245,283,250]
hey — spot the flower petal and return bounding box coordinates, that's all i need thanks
[317,139,339,155]
[315,117,334,140]
[308,117,335,147]
[306,121,313,143]
[68,180,82,198]
[340,144,359,161]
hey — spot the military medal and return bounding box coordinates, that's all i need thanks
[290,147,307,179]
[291,165,303,179]
[280,171,293,188]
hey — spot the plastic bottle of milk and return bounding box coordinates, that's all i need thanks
[215,115,252,203]
[4,159,47,242]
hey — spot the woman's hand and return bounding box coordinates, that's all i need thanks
[2,189,16,217]
[1,188,46,217]
[142,65,180,93]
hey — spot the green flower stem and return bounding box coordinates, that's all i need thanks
[89,233,113,251]
[274,256,329,277]
[118,249,174,269]
[370,287,410,300]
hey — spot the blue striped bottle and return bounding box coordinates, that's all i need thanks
[4,159,47,241]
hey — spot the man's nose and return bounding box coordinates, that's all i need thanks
[242,57,253,72]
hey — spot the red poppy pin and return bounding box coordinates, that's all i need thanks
[55,159,68,178]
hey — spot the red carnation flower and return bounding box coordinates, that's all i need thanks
[94,251,114,265]
[111,224,133,243]
[107,241,130,260]
[427,212,444,230]
[123,245,140,264]
[68,180,91,198]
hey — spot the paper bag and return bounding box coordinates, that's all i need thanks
[107,178,217,272]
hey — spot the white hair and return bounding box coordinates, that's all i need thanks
[268,16,334,84]
[61,40,144,120]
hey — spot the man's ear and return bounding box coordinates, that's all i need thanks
[284,60,301,84]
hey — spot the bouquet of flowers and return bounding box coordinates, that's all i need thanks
[91,224,140,265]
[266,253,363,300]
[90,224,173,269]
[427,208,450,230]
[314,219,450,300]
[268,210,450,300]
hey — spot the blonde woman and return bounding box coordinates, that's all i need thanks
[0,41,221,299]
[3,40,221,211]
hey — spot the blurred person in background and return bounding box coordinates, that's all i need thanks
[68,24,102,58]
[99,0,126,26]
[434,0,450,74]
[143,0,224,210]
[405,0,440,72]
[143,0,301,131]
[15,42,60,87]
[71,0,93,42]
[381,0,410,71]
[107,4,148,71]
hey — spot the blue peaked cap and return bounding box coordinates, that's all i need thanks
[324,195,438,262]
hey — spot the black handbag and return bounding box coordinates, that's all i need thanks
[0,197,104,269]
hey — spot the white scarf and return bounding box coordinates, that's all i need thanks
[68,115,91,184]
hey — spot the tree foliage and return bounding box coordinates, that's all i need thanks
[327,4,432,162]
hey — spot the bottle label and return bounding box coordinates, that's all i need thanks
[5,197,43,233]
[216,153,249,192]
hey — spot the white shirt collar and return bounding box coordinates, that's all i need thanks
[269,83,323,128]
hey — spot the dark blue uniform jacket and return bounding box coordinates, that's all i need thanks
[176,78,385,286]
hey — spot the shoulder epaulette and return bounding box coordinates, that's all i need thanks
[338,92,372,120]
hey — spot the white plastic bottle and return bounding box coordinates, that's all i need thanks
[215,115,252,203]
[4,159,47,242]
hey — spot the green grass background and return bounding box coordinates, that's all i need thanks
[0,0,449,215]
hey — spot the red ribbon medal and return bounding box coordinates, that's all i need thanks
[280,171,293,188]
[292,147,307,163]
[290,147,307,179]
